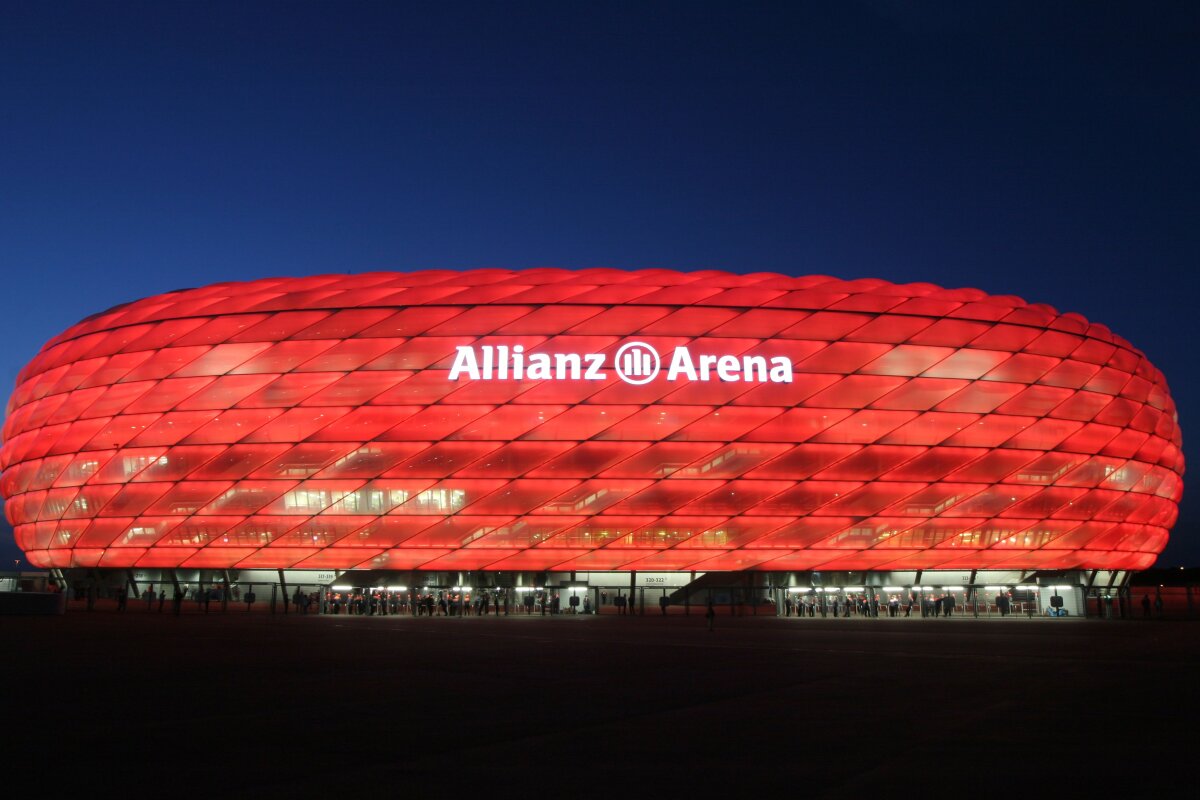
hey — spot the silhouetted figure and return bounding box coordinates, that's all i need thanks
[706,601,715,631]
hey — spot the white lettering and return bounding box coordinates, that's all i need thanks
[482,345,494,379]
[667,347,697,381]
[512,345,525,380]
[555,353,582,380]
[448,346,480,381]
[527,353,552,380]
[449,343,794,385]
[743,355,767,382]
[583,354,607,380]
[769,357,793,383]
[497,345,509,380]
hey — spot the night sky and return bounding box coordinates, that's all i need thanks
[1,1,1195,566]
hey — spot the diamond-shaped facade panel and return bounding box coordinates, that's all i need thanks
[0,269,1184,573]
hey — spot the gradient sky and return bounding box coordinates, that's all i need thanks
[1,1,1195,566]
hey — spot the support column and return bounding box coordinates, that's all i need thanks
[914,569,924,619]
[278,569,289,614]
[969,569,978,618]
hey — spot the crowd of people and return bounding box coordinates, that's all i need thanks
[90,583,1041,618]
[782,591,1033,618]
[324,587,597,616]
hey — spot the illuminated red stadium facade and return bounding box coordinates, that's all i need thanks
[0,269,1184,613]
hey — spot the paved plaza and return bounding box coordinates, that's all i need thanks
[3,611,1194,793]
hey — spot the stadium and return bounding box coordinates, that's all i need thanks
[0,269,1183,617]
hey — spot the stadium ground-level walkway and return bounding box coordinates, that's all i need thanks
[34,565,1178,620]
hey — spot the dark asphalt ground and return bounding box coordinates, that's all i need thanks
[2,610,1194,794]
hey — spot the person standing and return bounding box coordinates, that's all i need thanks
[706,600,715,632]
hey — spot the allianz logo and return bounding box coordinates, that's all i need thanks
[448,341,794,385]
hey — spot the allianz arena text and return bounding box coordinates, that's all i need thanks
[0,269,1183,575]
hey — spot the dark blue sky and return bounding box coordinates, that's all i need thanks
[1,1,1195,565]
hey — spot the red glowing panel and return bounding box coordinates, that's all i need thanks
[1,269,1182,571]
